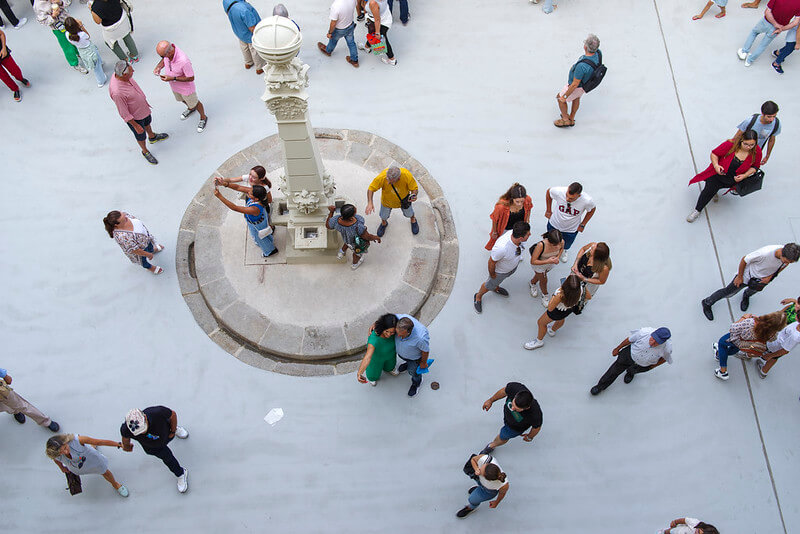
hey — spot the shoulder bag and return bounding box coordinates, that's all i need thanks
[66,472,83,495]
[746,263,786,292]
[390,182,412,210]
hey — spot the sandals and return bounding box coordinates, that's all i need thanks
[151,266,164,275]
[553,117,575,128]
[153,244,165,253]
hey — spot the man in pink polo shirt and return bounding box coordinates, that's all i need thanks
[109,60,169,165]
[153,41,208,133]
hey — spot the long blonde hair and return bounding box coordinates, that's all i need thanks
[753,311,787,342]
[45,434,75,459]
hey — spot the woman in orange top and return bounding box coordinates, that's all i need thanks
[485,183,533,250]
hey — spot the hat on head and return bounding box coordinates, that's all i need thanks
[125,409,148,436]
[651,327,671,345]
[114,60,129,77]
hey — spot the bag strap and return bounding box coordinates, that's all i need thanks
[746,113,758,132]
[225,0,241,14]
[390,182,405,202]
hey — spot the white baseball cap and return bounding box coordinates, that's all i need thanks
[125,409,148,436]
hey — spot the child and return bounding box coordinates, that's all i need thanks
[65,16,106,87]
[693,0,727,20]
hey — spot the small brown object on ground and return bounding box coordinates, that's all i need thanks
[431,381,440,390]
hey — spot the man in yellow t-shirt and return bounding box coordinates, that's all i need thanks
[365,165,419,237]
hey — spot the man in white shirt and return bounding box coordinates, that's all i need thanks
[702,243,799,320]
[473,222,531,314]
[317,0,359,68]
[544,182,596,263]
[755,322,800,378]
[590,327,672,395]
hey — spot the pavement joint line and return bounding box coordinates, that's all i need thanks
[652,2,787,532]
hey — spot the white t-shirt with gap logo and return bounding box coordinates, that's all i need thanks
[329,0,356,29]
[548,186,596,233]
[739,245,783,283]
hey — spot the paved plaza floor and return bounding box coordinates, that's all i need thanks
[2,0,798,532]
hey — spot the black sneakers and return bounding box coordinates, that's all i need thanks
[740,294,750,312]
[14,413,25,424]
[456,506,474,518]
[702,301,713,321]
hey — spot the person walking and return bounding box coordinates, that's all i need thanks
[590,327,673,395]
[523,274,590,350]
[103,211,165,275]
[693,0,728,20]
[357,313,399,386]
[0,28,30,102]
[570,241,611,296]
[456,454,510,518]
[737,0,800,66]
[121,406,189,493]
[46,434,129,497]
[317,0,359,68]
[0,0,27,29]
[365,165,419,238]
[544,182,596,263]
[0,367,60,432]
[90,0,138,62]
[394,314,430,397]
[756,320,800,378]
[387,0,409,25]
[33,0,87,73]
[154,41,208,133]
[479,382,542,454]
[685,131,761,223]
[473,221,531,314]
[109,60,169,165]
[485,183,532,250]
[64,17,107,87]
[528,229,564,306]
[772,26,798,72]
[362,0,396,66]
[712,311,786,380]
[554,34,601,127]
[326,204,381,270]
[214,181,278,257]
[223,0,265,75]
[658,518,719,534]
[701,243,800,320]
[731,101,780,165]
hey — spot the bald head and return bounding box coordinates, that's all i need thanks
[156,41,174,58]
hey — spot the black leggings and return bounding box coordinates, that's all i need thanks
[0,0,21,26]
[367,21,393,59]
[695,174,736,212]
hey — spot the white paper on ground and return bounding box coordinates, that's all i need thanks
[264,408,284,426]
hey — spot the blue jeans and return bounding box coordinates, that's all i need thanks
[387,0,409,23]
[774,27,797,64]
[543,0,556,14]
[400,357,421,387]
[140,242,154,269]
[248,217,277,257]
[547,221,578,249]
[326,22,358,61]
[742,17,779,62]
[468,484,499,508]
[716,333,740,369]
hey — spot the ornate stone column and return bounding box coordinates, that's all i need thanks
[252,16,339,263]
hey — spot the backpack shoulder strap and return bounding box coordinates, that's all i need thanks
[746,113,759,132]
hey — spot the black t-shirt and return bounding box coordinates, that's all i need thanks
[91,0,124,27]
[120,405,173,450]
[505,209,524,231]
[503,382,543,432]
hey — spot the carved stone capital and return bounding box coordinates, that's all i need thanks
[292,189,320,214]
[321,172,336,199]
[266,96,308,121]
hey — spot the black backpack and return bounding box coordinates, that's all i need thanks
[577,51,606,92]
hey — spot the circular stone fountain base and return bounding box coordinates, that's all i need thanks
[176,129,458,376]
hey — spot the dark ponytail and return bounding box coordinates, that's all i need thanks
[64,17,80,42]
[103,211,122,238]
[696,523,718,534]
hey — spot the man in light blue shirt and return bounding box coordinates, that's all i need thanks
[732,100,781,165]
[394,314,430,397]
[223,0,265,74]
[0,367,60,431]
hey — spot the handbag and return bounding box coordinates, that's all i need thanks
[464,454,488,481]
[66,472,82,496]
[352,236,370,255]
[747,262,786,292]
[732,169,764,197]
[257,226,274,239]
[390,183,412,210]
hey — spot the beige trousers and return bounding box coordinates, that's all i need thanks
[0,389,51,426]
[238,40,265,70]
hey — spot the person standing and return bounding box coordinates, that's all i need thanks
[356,313,399,386]
[692,0,728,20]
[554,34,601,127]
[33,0,87,73]
[154,41,208,133]
[387,0,409,24]
[365,165,419,238]
[473,221,531,314]
[64,17,107,88]
[121,406,189,493]
[0,0,27,29]
[731,101,780,165]
[570,241,612,296]
[317,0,359,68]
[394,314,430,397]
[737,0,800,67]
[772,26,798,72]
[90,0,138,62]
[756,320,800,378]
[544,182,596,263]
[590,327,673,395]
[524,274,591,350]
[701,243,800,320]
[109,60,169,165]
[214,182,278,257]
[485,183,532,250]
[46,434,129,497]
[326,204,381,269]
[479,382,542,454]
[103,210,166,275]
[712,311,786,380]
[0,28,30,102]
[456,454,510,518]
[658,518,719,534]
[0,367,60,432]
[223,0,265,75]
[528,229,564,306]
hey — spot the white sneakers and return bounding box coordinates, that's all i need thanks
[714,368,729,380]
[546,325,557,337]
[177,469,189,493]
[737,48,748,60]
[560,250,568,263]
[523,339,544,350]
[389,367,400,376]
[712,342,719,362]
[381,56,397,66]
[755,358,768,378]
[337,249,345,260]
[541,293,550,308]
[175,426,189,439]
[529,280,539,297]
[351,256,365,270]
[686,210,700,223]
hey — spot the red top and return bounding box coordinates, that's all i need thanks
[485,196,533,250]
[767,0,800,26]
[688,140,762,185]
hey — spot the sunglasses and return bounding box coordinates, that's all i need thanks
[515,243,526,256]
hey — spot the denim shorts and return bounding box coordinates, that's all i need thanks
[379,203,414,220]
[499,424,523,441]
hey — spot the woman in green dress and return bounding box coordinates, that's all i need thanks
[357,314,399,386]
